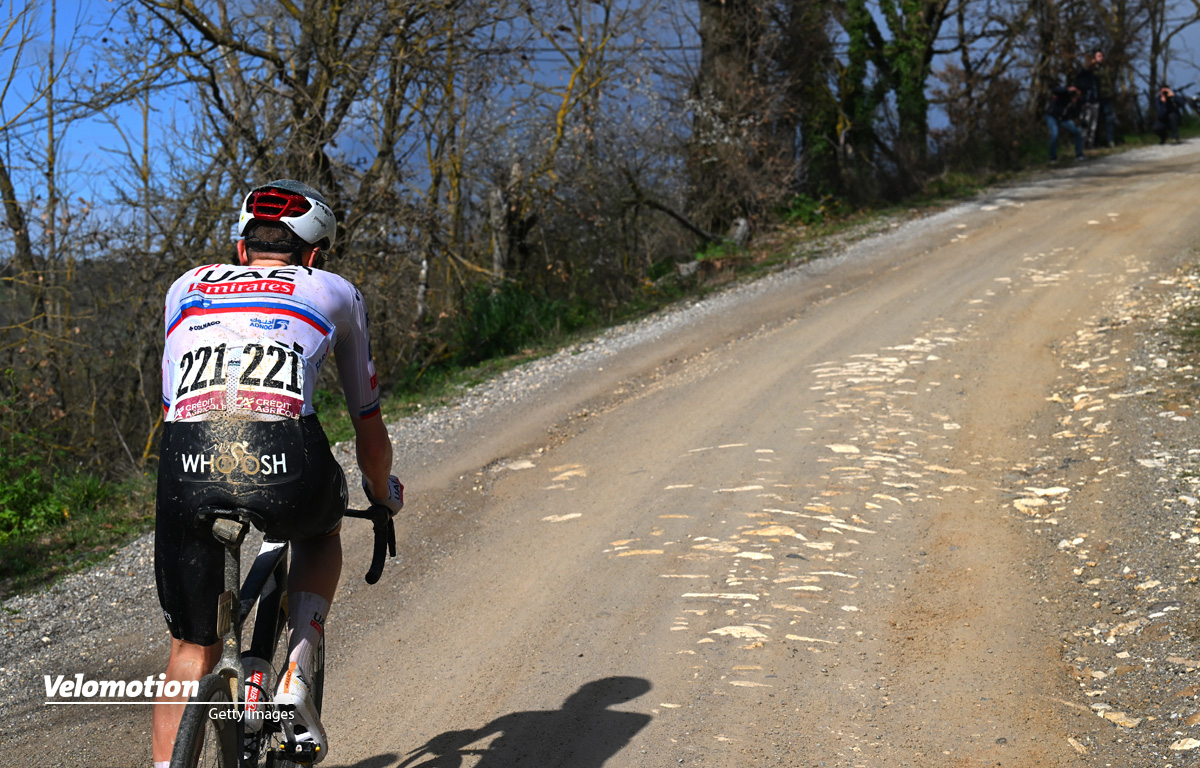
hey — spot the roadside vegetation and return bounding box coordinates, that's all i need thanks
[4,0,1200,598]
[0,416,155,596]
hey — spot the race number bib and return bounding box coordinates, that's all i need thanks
[171,339,305,420]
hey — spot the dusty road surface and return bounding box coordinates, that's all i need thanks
[8,143,1200,767]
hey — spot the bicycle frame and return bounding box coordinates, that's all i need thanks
[176,511,294,768]
[209,516,290,708]
[172,504,394,767]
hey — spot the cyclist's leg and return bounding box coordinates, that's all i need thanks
[287,530,341,666]
[280,418,345,678]
[283,530,340,692]
[274,532,339,757]
[279,522,340,726]
[152,422,228,763]
[289,530,342,597]
[269,416,346,759]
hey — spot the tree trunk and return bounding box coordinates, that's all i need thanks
[783,0,840,196]
[489,185,509,287]
[691,0,759,232]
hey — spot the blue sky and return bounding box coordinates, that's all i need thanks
[6,0,1200,213]
[2,0,149,203]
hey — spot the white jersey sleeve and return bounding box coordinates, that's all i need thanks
[161,263,380,423]
[332,283,381,421]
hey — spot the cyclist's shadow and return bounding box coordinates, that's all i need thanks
[398,676,652,768]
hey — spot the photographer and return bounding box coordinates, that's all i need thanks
[1155,86,1182,144]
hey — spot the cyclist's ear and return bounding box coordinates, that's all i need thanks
[236,239,250,267]
[301,246,321,269]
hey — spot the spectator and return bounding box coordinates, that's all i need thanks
[1073,53,1103,148]
[1091,51,1116,147]
[1155,86,1182,144]
[1073,55,1099,104]
[1047,85,1085,163]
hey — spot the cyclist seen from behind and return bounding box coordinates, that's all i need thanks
[151,180,404,766]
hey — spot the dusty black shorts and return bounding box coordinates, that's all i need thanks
[155,415,347,645]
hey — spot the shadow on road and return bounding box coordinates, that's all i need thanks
[395,676,653,768]
[331,755,401,768]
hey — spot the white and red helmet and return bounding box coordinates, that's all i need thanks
[238,179,336,249]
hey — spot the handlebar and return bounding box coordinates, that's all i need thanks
[345,505,397,584]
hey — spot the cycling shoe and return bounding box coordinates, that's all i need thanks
[275,661,328,763]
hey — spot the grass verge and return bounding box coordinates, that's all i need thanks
[0,471,155,600]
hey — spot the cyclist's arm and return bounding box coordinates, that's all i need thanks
[353,413,393,500]
[331,277,393,496]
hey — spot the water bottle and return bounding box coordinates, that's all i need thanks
[242,655,274,732]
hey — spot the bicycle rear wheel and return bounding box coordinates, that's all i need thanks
[171,673,240,768]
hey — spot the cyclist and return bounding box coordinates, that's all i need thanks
[151,180,404,767]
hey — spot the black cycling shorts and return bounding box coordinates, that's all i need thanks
[155,415,347,645]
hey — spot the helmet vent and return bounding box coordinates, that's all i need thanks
[247,191,311,220]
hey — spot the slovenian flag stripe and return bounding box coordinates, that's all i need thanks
[167,299,332,336]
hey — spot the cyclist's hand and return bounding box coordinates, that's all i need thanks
[363,475,404,517]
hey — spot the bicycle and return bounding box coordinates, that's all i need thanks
[170,504,396,768]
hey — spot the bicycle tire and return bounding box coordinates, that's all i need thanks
[243,603,289,768]
[171,673,240,768]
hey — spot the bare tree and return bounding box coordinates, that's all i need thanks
[1144,0,1200,104]
[0,0,95,466]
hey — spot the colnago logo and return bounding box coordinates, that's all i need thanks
[188,320,221,331]
[44,673,198,700]
[249,318,290,330]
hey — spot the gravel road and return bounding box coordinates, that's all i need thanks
[6,142,1200,767]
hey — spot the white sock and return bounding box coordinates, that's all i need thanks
[155,762,170,768]
[286,591,330,680]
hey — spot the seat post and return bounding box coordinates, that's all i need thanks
[212,517,249,701]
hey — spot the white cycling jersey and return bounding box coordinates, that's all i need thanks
[161,263,380,423]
